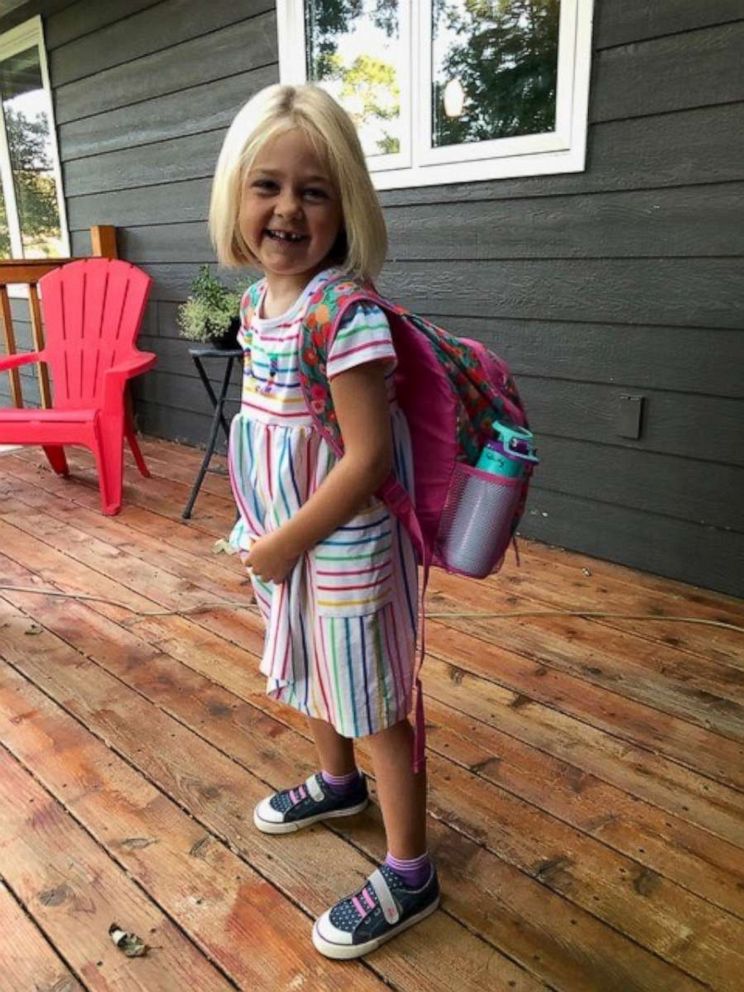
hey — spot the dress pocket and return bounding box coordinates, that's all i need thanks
[313,502,394,618]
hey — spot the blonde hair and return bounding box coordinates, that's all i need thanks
[209,84,387,282]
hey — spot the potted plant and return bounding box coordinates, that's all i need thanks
[177,265,242,349]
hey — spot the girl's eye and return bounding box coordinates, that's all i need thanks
[252,179,277,192]
[304,187,328,200]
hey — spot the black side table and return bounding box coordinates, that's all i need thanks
[182,346,242,519]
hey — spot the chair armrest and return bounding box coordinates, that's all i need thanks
[102,352,157,414]
[0,350,43,374]
[105,352,157,380]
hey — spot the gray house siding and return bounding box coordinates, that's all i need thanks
[0,0,742,596]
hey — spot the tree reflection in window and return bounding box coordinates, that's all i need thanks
[0,45,62,258]
[433,0,560,147]
[304,0,402,156]
[0,183,10,257]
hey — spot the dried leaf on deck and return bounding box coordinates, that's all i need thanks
[212,538,237,556]
[24,623,43,635]
[109,923,149,957]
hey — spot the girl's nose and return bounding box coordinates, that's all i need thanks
[275,190,302,218]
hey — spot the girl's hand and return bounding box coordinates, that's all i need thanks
[244,532,298,584]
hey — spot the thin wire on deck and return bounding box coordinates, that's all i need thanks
[0,585,742,634]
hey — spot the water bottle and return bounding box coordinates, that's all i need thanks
[439,422,539,577]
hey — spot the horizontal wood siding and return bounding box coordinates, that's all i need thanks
[0,0,741,595]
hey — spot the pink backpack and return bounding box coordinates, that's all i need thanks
[243,273,535,770]
[292,275,534,571]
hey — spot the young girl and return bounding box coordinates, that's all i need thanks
[209,83,439,960]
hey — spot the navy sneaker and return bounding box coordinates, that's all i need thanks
[253,772,369,834]
[312,862,440,959]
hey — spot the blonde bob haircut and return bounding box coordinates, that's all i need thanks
[209,84,387,282]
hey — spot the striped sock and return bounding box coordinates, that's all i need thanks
[384,851,432,889]
[321,768,362,797]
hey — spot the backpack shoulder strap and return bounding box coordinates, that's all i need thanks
[297,274,380,455]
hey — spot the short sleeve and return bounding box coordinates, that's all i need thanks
[237,282,261,350]
[326,302,395,379]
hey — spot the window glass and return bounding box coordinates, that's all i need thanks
[0,182,10,256]
[0,44,63,257]
[305,0,403,157]
[432,0,560,148]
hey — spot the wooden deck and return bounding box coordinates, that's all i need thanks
[1,437,743,992]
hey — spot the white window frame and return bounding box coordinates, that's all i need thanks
[0,15,70,260]
[278,0,594,190]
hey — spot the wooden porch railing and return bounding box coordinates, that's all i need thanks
[0,225,119,409]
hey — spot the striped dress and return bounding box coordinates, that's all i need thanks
[228,267,418,738]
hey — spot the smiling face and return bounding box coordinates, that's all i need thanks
[239,128,344,299]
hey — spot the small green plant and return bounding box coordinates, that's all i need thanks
[177,265,241,344]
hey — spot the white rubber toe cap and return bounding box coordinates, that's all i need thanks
[314,910,353,947]
[254,797,284,825]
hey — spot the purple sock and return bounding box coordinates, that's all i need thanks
[384,851,433,889]
[321,768,361,797]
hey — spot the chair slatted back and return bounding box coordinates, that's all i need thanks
[39,258,151,409]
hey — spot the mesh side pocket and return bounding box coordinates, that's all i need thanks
[436,463,523,578]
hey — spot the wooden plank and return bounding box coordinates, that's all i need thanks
[0,734,237,992]
[105,255,744,332]
[76,185,744,264]
[522,538,744,616]
[522,377,744,464]
[385,185,744,260]
[0,259,70,282]
[424,615,744,795]
[0,606,538,992]
[27,284,51,409]
[63,130,223,198]
[532,436,744,531]
[522,487,744,599]
[380,258,744,330]
[491,541,744,666]
[379,103,744,206]
[63,102,744,202]
[0,880,86,992]
[8,511,734,868]
[67,176,212,229]
[90,224,118,259]
[0,448,232,536]
[22,533,742,935]
[450,316,744,400]
[45,0,162,49]
[0,625,708,992]
[424,575,744,741]
[137,362,744,466]
[592,21,744,122]
[59,64,277,163]
[5,459,742,758]
[595,0,744,48]
[0,596,716,992]
[51,0,274,90]
[0,285,21,407]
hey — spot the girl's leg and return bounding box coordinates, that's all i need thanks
[308,715,358,776]
[366,717,427,859]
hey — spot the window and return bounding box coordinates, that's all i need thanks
[0,16,68,259]
[278,0,594,190]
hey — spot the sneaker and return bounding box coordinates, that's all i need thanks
[253,772,369,834]
[312,862,440,960]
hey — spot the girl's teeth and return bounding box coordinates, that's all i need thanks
[268,231,303,242]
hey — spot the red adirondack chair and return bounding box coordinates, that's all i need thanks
[0,258,156,515]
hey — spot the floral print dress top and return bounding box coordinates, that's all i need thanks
[228,268,418,737]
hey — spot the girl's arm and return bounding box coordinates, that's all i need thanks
[244,359,393,583]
